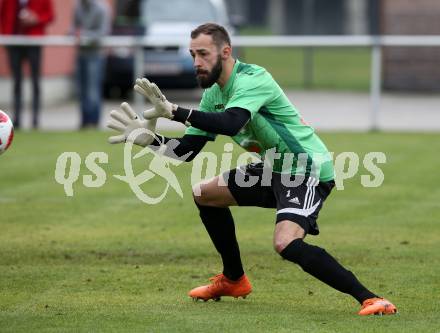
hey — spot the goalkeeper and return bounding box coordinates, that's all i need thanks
[107,23,397,316]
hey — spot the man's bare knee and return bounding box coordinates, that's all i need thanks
[192,183,214,206]
[273,237,303,253]
[192,176,234,207]
[273,220,305,253]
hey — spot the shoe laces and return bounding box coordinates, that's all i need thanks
[362,297,384,308]
[208,274,226,287]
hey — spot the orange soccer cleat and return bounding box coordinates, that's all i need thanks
[358,297,398,316]
[188,273,252,302]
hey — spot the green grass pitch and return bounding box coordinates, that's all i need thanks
[241,47,371,91]
[1,131,439,332]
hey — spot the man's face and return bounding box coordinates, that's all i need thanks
[189,34,223,89]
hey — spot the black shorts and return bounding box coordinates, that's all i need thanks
[223,163,335,235]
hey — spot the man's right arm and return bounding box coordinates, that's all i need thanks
[107,102,210,162]
[149,134,210,162]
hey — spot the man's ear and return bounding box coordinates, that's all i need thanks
[221,45,232,60]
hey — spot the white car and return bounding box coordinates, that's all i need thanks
[104,0,236,93]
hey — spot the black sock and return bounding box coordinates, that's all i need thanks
[280,239,377,303]
[195,202,244,280]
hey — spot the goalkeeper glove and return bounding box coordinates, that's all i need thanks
[107,102,157,147]
[134,78,178,119]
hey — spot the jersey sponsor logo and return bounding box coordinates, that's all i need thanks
[214,104,224,110]
[286,190,300,205]
[277,177,320,216]
[288,196,300,205]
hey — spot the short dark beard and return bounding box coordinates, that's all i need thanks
[196,55,222,89]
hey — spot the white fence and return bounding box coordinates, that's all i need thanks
[1,35,440,130]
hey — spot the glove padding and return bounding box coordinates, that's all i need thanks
[107,102,157,147]
[134,78,177,119]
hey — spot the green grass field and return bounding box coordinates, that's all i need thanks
[241,47,371,91]
[1,131,439,332]
[239,27,371,91]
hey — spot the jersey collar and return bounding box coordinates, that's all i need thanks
[221,59,240,96]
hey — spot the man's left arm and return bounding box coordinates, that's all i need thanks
[134,78,251,137]
[172,106,251,136]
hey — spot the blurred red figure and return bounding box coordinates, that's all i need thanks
[0,0,54,129]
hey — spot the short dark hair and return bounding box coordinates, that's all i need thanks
[191,23,231,48]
